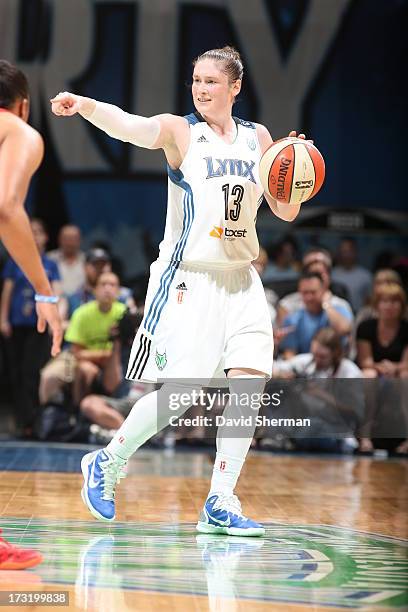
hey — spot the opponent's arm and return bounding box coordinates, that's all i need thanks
[0,125,62,356]
[50,92,184,152]
[256,124,302,222]
[0,127,53,294]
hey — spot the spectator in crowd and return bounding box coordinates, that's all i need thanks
[252,246,278,324]
[303,247,349,299]
[262,235,300,283]
[47,224,85,296]
[39,272,126,408]
[274,327,362,379]
[356,283,408,379]
[356,283,408,455]
[355,269,403,327]
[90,240,124,281]
[357,283,408,454]
[266,328,362,453]
[0,218,61,436]
[66,248,134,319]
[278,246,351,323]
[66,248,111,316]
[279,272,353,359]
[332,237,373,311]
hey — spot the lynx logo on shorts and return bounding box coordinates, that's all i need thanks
[210,226,223,238]
[155,349,167,371]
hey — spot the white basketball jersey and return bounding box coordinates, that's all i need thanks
[158,113,264,269]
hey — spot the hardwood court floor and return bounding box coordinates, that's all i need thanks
[0,443,407,611]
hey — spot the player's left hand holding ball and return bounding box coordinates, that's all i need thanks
[288,130,308,141]
[259,130,325,205]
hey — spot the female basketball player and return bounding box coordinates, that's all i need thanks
[51,47,306,536]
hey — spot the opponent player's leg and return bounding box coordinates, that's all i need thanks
[80,382,200,521]
[197,370,267,536]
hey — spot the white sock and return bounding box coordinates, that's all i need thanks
[106,383,198,461]
[209,376,265,498]
[209,453,244,497]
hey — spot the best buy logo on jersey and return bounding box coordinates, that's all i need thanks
[225,228,247,238]
[210,226,223,238]
[210,226,247,239]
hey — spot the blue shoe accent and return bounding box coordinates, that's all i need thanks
[80,450,127,522]
[196,494,265,537]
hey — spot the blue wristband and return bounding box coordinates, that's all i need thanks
[35,294,59,304]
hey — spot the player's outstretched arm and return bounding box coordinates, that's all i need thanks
[50,92,183,151]
[256,125,303,222]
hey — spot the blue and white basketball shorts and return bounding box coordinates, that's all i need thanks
[126,260,274,383]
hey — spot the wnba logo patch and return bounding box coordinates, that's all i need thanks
[219,461,226,471]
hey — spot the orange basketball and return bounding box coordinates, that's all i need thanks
[259,137,325,205]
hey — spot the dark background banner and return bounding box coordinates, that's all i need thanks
[0,0,406,276]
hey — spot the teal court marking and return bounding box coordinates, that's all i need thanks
[1,518,407,609]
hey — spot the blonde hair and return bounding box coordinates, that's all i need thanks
[373,282,407,317]
[193,46,243,83]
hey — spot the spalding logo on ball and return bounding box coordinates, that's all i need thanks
[259,137,325,205]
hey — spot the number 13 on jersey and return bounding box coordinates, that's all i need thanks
[223,184,244,221]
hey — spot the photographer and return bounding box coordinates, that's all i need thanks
[79,302,155,443]
[39,272,125,408]
[270,328,362,453]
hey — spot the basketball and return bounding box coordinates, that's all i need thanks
[259,137,325,205]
